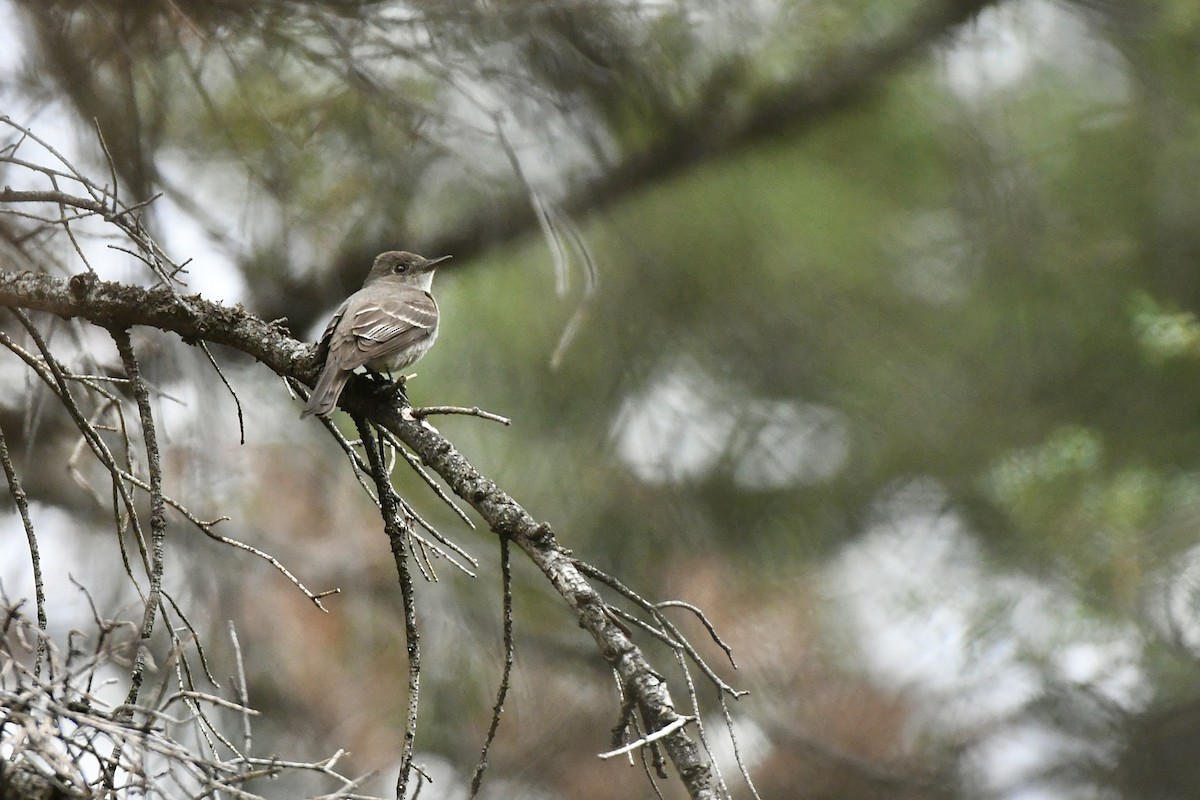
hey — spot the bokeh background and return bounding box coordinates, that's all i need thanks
[3,1,1200,798]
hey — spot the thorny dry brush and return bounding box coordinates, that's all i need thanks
[0,118,751,799]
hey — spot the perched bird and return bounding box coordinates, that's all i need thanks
[301,250,450,418]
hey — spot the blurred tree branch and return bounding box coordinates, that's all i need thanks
[7,0,1003,331]
[425,0,1002,260]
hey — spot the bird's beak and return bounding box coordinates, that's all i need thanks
[424,255,452,269]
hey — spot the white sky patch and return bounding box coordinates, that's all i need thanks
[824,479,1148,797]
[731,399,850,489]
[612,356,850,488]
[0,503,137,630]
[0,2,26,75]
[940,0,1131,105]
[153,192,248,303]
[612,360,736,484]
[941,4,1030,97]
[966,721,1111,800]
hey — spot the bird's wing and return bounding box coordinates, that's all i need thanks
[315,296,352,361]
[330,288,438,371]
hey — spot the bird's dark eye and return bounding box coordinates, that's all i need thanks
[394,263,407,274]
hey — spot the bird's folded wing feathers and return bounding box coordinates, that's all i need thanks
[332,290,438,370]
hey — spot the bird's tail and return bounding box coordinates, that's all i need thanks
[300,364,350,419]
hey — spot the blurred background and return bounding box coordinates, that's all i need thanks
[3,0,1200,798]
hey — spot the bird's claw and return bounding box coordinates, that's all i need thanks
[366,372,410,407]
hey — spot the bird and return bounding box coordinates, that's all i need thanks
[300,250,450,419]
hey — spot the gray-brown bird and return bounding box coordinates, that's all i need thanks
[301,250,450,419]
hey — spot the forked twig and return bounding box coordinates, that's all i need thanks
[314,410,479,578]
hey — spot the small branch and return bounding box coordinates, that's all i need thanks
[198,525,337,612]
[469,535,515,798]
[111,327,167,710]
[354,416,422,798]
[0,187,109,216]
[161,690,260,716]
[408,405,511,426]
[196,340,245,445]
[0,271,307,382]
[229,622,253,756]
[718,692,762,800]
[656,600,738,670]
[599,716,695,760]
[0,421,47,677]
[159,590,219,688]
[578,562,746,698]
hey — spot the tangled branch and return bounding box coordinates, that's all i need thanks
[0,599,382,800]
[0,224,734,800]
[0,116,761,799]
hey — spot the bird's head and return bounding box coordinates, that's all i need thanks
[365,251,452,289]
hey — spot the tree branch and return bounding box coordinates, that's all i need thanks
[0,267,718,798]
[0,269,313,376]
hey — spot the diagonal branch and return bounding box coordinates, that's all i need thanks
[374,410,716,798]
[0,268,719,798]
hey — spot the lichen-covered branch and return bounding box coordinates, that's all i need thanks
[0,267,718,797]
[110,327,167,709]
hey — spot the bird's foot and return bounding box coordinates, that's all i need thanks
[368,371,411,407]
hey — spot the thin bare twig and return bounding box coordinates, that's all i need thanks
[409,405,511,426]
[229,622,253,756]
[469,535,515,798]
[656,600,738,669]
[160,591,220,688]
[197,339,246,445]
[354,416,423,797]
[718,692,762,800]
[599,715,695,760]
[0,422,47,676]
